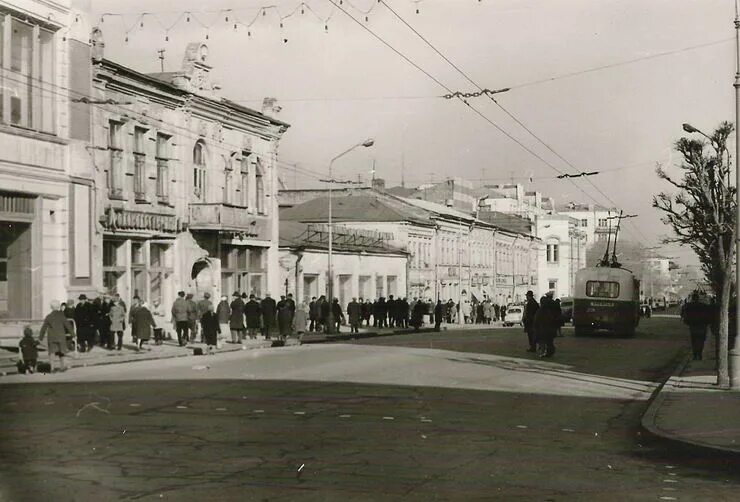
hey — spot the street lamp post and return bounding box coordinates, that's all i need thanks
[732,0,740,388]
[325,138,374,334]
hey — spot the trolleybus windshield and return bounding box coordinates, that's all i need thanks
[585,280,620,298]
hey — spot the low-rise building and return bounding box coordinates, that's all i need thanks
[279,221,408,306]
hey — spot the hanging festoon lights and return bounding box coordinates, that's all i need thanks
[93,0,449,43]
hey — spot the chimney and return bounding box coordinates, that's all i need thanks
[372,178,386,191]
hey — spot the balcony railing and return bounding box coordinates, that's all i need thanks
[189,203,270,239]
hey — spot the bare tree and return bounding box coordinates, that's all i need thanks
[653,122,736,387]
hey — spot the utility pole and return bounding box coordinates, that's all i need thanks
[157,48,166,72]
[731,0,740,388]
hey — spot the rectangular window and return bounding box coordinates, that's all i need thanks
[38,28,54,133]
[240,153,250,207]
[547,244,559,263]
[598,218,608,227]
[1,17,55,132]
[133,127,147,200]
[131,242,144,266]
[580,219,588,227]
[586,280,620,299]
[108,121,123,197]
[155,133,170,201]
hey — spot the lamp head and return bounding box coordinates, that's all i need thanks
[361,138,375,148]
[682,123,699,134]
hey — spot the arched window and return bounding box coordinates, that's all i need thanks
[240,151,251,207]
[255,158,265,214]
[193,141,207,201]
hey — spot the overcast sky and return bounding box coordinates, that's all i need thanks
[91,0,735,265]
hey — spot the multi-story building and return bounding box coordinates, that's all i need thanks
[555,202,618,249]
[89,39,289,308]
[0,0,92,328]
[279,189,540,305]
[535,214,587,298]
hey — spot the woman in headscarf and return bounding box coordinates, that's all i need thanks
[132,301,155,351]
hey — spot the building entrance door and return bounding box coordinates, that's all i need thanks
[0,221,32,318]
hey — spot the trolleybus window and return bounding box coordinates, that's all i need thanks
[586,281,620,298]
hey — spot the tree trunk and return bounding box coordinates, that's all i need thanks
[718,272,731,388]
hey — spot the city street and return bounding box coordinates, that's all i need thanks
[2,317,739,501]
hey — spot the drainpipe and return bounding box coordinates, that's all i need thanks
[295,249,304,301]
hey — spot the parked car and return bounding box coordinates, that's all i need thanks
[559,297,574,324]
[503,305,523,327]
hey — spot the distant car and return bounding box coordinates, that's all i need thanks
[654,298,666,310]
[559,297,574,324]
[503,305,523,327]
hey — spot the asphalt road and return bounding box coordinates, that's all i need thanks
[1,317,738,501]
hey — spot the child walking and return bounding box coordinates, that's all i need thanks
[18,326,39,374]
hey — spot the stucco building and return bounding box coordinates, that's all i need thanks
[88,38,288,308]
[0,0,93,329]
[279,221,408,306]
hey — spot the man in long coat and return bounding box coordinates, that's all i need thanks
[261,293,277,339]
[308,296,318,332]
[171,291,190,346]
[74,294,96,352]
[347,297,362,334]
[39,300,75,372]
[244,294,262,340]
[229,292,245,344]
[196,293,213,343]
[522,290,539,353]
[277,296,293,339]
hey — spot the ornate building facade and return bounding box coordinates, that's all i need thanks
[89,39,288,309]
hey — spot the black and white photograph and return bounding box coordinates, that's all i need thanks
[1,0,739,499]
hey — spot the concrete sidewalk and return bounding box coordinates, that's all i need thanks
[642,335,740,455]
[0,336,282,376]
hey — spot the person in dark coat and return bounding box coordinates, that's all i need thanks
[186,293,198,341]
[387,295,397,328]
[244,294,262,340]
[411,300,425,331]
[434,300,444,331]
[201,303,220,354]
[261,293,277,339]
[132,302,156,351]
[18,326,39,374]
[95,296,112,349]
[74,294,96,352]
[229,292,246,344]
[277,296,293,339]
[331,298,344,333]
[374,298,387,328]
[682,291,711,360]
[129,296,142,345]
[533,292,560,358]
[319,296,330,333]
[308,296,318,332]
[362,299,373,327]
[347,297,362,334]
[39,301,75,372]
[522,290,539,353]
[196,293,213,343]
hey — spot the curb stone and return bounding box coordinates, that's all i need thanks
[640,350,740,457]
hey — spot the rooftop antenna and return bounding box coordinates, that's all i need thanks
[157,48,166,72]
